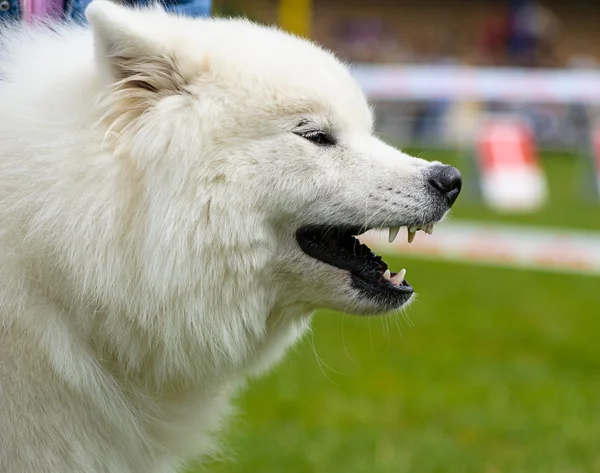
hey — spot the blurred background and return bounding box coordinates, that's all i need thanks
[192,1,600,472]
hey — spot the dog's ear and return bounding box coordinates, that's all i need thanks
[86,0,186,93]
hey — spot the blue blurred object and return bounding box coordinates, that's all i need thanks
[0,0,21,21]
[67,0,212,23]
[0,0,211,22]
[507,0,539,66]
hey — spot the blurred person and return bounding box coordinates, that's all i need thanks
[333,18,410,64]
[411,26,458,145]
[477,2,510,66]
[508,0,560,67]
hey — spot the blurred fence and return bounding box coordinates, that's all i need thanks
[352,64,600,152]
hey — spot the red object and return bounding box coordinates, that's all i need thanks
[477,120,539,173]
[474,118,546,211]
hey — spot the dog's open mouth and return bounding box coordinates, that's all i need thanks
[296,224,435,306]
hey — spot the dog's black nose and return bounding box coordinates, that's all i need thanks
[428,165,462,207]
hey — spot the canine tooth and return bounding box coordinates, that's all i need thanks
[407,230,416,243]
[388,226,401,243]
[383,269,391,280]
[390,269,406,284]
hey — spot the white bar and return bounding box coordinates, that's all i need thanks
[360,222,600,275]
[351,64,600,105]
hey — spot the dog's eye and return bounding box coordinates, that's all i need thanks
[297,130,336,146]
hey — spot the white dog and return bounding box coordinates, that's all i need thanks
[0,2,461,471]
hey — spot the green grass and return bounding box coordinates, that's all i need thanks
[188,151,600,473]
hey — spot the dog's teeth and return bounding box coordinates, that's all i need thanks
[409,225,418,233]
[424,223,433,235]
[388,226,401,243]
[383,269,391,280]
[407,230,416,243]
[390,269,406,285]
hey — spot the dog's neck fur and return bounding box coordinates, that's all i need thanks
[5,256,313,466]
[23,233,312,385]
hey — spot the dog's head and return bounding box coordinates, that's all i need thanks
[87,1,461,316]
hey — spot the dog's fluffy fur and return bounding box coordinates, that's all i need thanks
[0,2,452,471]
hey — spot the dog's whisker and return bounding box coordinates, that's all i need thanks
[392,312,404,338]
[308,330,348,382]
[340,312,357,366]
